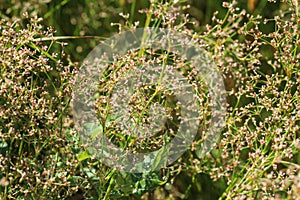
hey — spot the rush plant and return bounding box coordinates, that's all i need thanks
[0,0,299,199]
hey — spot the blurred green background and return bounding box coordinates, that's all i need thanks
[0,0,281,63]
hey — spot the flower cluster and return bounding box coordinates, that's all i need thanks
[170,0,300,199]
[0,16,84,198]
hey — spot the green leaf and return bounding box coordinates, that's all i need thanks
[140,179,146,189]
[0,141,7,148]
[91,124,103,139]
[77,150,91,162]
[83,167,96,178]
[83,122,103,139]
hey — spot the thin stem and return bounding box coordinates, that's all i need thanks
[130,0,137,23]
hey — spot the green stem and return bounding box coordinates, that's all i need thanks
[138,3,153,57]
[137,48,170,125]
[32,35,106,42]
[103,171,116,200]
[130,0,137,23]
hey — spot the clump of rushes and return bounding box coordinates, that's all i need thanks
[0,16,86,198]
[1,0,299,199]
[109,0,299,199]
[155,0,299,199]
[75,0,299,199]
